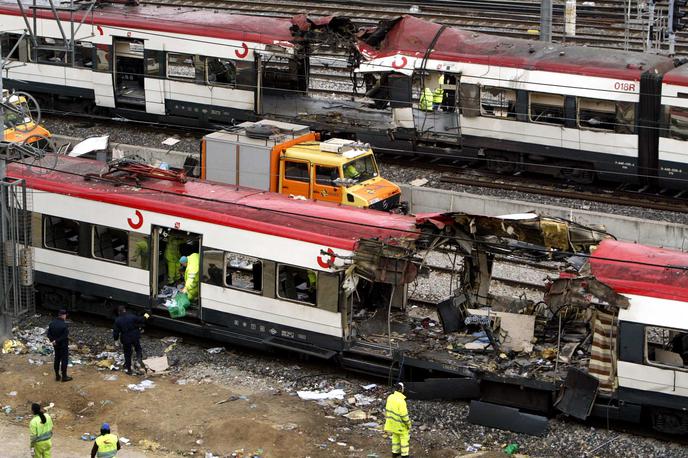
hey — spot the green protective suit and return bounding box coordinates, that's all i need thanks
[184,252,200,301]
[164,236,183,285]
[29,413,53,458]
[419,87,434,112]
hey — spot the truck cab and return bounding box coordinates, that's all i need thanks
[201,120,403,211]
[280,138,401,210]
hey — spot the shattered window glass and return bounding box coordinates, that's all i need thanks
[224,253,262,293]
[277,264,316,305]
[577,97,617,132]
[480,86,517,119]
[669,106,688,141]
[529,92,565,125]
[646,326,688,369]
[206,57,237,87]
[43,216,79,253]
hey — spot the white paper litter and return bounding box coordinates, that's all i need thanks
[361,384,377,390]
[127,379,155,392]
[206,347,224,354]
[68,135,109,157]
[297,389,345,401]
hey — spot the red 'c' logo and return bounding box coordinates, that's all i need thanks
[317,248,336,269]
[235,43,249,58]
[391,56,408,69]
[127,210,143,229]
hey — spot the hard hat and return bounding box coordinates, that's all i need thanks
[179,256,188,264]
[101,423,110,430]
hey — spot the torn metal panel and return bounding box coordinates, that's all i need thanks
[405,378,480,401]
[467,400,548,436]
[554,368,599,420]
[436,296,465,333]
[353,238,419,285]
[545,277,630,313]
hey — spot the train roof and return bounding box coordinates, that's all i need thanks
[8,157,420,251]
[589,239,688,302]
[0,1,295,47]
[662,63,688,87]
[358,16,676,80]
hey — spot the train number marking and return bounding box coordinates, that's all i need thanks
[614,81,636,92]
[235,43,249,59]
[317,248,336,269]
[391,56,408,69]
[127,210,143,229]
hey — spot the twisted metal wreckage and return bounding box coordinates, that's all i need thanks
[345,211,646,435]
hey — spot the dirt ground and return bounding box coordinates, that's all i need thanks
[0,353,462,457]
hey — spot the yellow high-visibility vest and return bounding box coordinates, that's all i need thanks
[384,391,411,433]
[419,88,434,111]
[95,433,119,458]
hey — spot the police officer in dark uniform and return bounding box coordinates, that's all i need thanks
[47,309,72,382]
[113,306,149,375]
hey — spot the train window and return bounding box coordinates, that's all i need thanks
[128,233,150,270]
[167,53,203,82]
[529,93,565,125]
[646,326,688,369]
[480,86,517,119]
[224,253,262,293]
[1,33,21,60]
[145,50,161,77]
[43,216,80,253]
[71,41,94,68]
[577,98,616,131]
[92,225,128,264]
[277,264,316,305]
[284,161,310,183]
[206,57,236,87]
[95,44,111,72]
[33,37,68,65]
[669,107,688,140]
[236,60,256,91]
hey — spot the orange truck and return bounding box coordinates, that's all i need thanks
[2,90,51,146]
[201,120,403,211]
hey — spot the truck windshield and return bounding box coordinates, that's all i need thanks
[343,154,378,182]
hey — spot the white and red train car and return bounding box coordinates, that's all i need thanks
[8,156,417,356]
[356,16,687,186]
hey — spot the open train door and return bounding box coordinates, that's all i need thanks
[413,71,461,145]
[113,38,146,109]
[150,226,203,319]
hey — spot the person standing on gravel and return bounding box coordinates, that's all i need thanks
[29,403,53,458]
[47,309,72,382]
[113,306,149,375]
[384,382,411,458]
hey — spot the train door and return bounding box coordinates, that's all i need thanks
[280,159,311,199]
[312,164,341,203]
[150,226,202,318]
[113,38,146,109]
[413,71,461,144]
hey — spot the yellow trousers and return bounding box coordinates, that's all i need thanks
[34,440,52,458]
[391,431,410,456]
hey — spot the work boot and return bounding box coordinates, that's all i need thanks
[55,373,61,382]
[61,375,73,382]
[124,369,133,376]
[392,454,400,458]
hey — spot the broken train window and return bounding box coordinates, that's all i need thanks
[224,252,262,293]
[480,86,517,119]
[43,216,79,253]
[92,225,128,264]
[529,92,565,125]
[646,325,688,369]
[277,264,316,305]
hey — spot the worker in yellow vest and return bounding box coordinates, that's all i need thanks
[90,423,120,458]
[29,403,53,458]
[419,86,434,112]
[433,75,444,111]
[384,382,411,458]
[164,235,183,285]
[180,253,200,301]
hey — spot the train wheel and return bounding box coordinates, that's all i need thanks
[650,407,688,435]
[486,154,517,174]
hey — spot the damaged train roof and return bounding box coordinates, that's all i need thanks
[7,156,420,251]
[587,239,688,302]
[357,15,676,79]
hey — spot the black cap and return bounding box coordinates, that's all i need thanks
[57,309,67,316]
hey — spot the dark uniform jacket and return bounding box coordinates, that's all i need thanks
[47,319,69,348]
[113,313,145,344]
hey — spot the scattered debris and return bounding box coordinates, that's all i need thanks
[143,355,169,373]
[81,433,96,441]
[334,406,349,416]
[409,178,429,187]
[343,409,368,421]
[3,405,12,414]
[6,391,17,397]
[206,347,224,354]
[361,384,377,390]
[127,380,156,392]
[139,439,162,451]
[120,437,131,445]
[2,339,26,354]
[215,395,240,405]
[297,389,345,401]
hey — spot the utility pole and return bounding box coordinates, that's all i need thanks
[541,0,553,42]
[0,38,9,340]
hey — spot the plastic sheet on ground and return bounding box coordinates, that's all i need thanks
[297,389,346,401]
